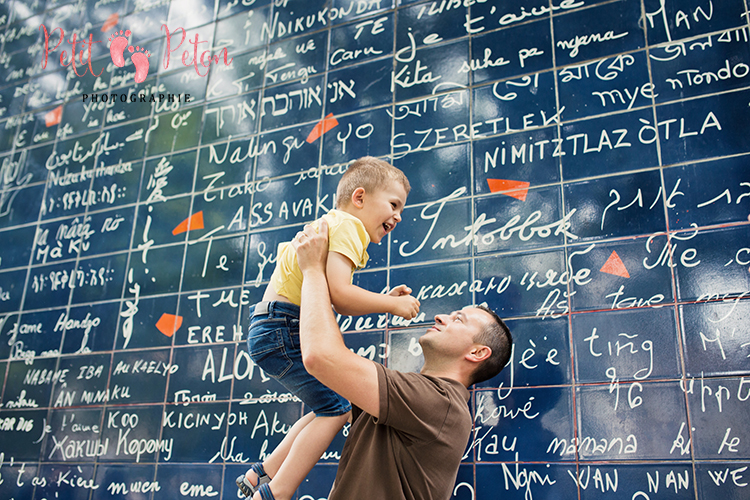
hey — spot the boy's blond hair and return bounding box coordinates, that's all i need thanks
[336,156,411,209]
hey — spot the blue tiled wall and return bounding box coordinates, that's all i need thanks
[0,0,749,498]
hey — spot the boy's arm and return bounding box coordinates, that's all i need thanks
[326,251,419,319]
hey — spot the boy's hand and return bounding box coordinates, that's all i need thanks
[388,284,412,297]
[388,285,420,319]
[293,220,329,275]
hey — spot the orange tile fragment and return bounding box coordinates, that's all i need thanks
[173,211,205,235]
[600,250,630,278]
[156,313,183,337]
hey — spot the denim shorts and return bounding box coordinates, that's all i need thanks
[246,301,351,417]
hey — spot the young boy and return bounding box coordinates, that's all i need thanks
[237,157,420,500]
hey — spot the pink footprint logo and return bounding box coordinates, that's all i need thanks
[108,30,131,67]
[128,45,151,84]
[108,29,151,84]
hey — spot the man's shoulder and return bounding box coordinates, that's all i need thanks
[378,364,470,403]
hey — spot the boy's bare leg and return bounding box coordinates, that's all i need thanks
[252,411,350,500]
[244,411,316,487]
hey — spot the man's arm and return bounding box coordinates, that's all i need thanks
[293,221,380,418]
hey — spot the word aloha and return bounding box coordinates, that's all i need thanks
[38,24,232,83]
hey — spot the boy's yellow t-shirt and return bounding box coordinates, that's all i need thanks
[269,210,371,305]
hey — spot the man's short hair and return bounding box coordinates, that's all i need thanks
[336,156,411,209]
[469,305,512,386]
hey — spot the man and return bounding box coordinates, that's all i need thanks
[291,220,513,500]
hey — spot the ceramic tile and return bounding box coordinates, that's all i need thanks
[4,357,57,410]
[91,464,157,500]
[576,381,688,460]
[472,70,557,139]
[393,142,470,205]
[325,57,393,115]
[202,92,261,143]
[217,0,272,20]
[476,462,578,500]
[673,226,750,302]
[470,19,553,85]
[98,405,165,462]
[259,75,326,132]
[256,124,321,178]
[642,0,748,45]
[168,344,234,403]
[49,353,111,408]
[330,0,393,25]
[392,39,470,103]
[224,399,303,465]
[553,1,644,65]
[475,248,566,318]
[474,185,565,253]
[108,350,172,404]
[695,461,750,499]
[265,31,328,87]
[579,464,695,500]
[687,376,750,459]
[215,5,271,56]
[182,234,246,291]
[60,301,119,353]
[564,170,666,241]
[477,315,571,390]
[664,157,750,230]
[572,307,681,384]
[43,407,104,461]
[650,29,750,104]
[0,269,25,313]
[680,299,750,377]
[568,238,674,313]
[330,13,393,70]
[558,50,652,121]
[175,286,242,346]
[34,463,97,499]
[393,88,470,157]
[396,1,468,52]
[657,88,750,165]
[474,386,575,462]
[560,108,660,180]
[206,47,266,100]
[114,293,179,350]
[1,225,35,268]
[320,107,393,165]
[390,260,471,323]
[473,126,561,195]
[390,196,472,265]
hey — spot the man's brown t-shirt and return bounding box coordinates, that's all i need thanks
[328,363,472,500]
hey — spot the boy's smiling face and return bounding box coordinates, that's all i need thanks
[354,180,408,244]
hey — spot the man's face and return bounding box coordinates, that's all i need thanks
[419,307,491,357]
[357,180,407,244]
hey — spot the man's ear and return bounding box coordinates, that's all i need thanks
[351,187,366,208]
[466,345,492,364]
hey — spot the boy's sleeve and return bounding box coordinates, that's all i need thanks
[327,218,369,270]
